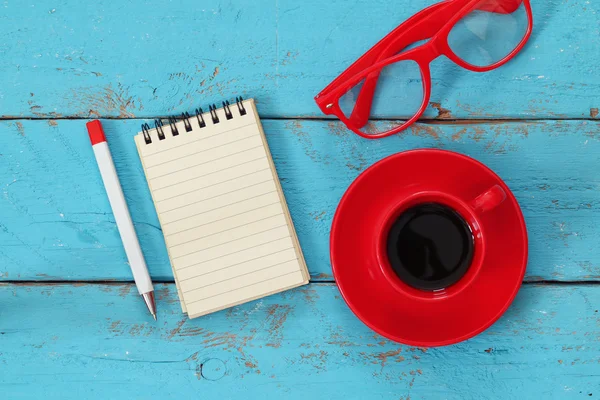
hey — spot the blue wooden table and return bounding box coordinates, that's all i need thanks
[1,0,599,398]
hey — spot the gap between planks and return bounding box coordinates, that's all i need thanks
[1,116,599,124]
[0,280,599,287]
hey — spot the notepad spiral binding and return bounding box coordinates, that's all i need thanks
[140,97,247,144]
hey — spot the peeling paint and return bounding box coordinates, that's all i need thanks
[430,102,453,119]
[362,348,405,367]
[118,285,132,298]
[15,122,25,136]
[310,211,326,221]
[409,124,440,139]
[168,318,187,340]
[299,350,328,370]
[302,287,319,304]
[265,304,292,348]
[69,83,138,118]
[327,121,349,137]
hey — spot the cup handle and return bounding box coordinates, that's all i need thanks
[469,185,506,214]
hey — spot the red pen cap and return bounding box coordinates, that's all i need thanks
[86,120,107,145]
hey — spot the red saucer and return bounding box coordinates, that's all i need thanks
[331,149,528,347]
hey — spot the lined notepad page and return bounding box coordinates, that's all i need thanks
[135,99,309,318]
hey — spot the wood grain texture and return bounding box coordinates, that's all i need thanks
[0,283,598,399]
[0,0,598,396]
[1,119,600,282]
[0,0,598,119]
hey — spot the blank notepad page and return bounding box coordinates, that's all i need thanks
[134,99,309,318]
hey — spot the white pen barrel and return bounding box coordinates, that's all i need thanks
[92,142,154,294]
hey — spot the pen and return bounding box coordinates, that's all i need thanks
[86,120,157,320]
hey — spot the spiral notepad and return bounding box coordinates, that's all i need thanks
[134,98,309,318]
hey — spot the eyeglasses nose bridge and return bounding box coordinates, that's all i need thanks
[419,40,444,65]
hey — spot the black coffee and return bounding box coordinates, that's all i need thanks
[386,203,474,291]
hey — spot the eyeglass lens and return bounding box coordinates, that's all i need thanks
[448,1,529,67]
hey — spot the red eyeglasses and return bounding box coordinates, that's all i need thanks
[315,0,533,139]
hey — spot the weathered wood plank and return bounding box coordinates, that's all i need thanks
[0,0,597,119]
[0,283,598,399]
[1,119,600,281]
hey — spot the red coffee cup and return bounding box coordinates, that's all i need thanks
[331,149,528,346]
[377,185,507,302]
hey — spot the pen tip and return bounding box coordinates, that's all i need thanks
[141,292,157,321]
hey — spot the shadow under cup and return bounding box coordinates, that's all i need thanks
[378,191,494,300]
